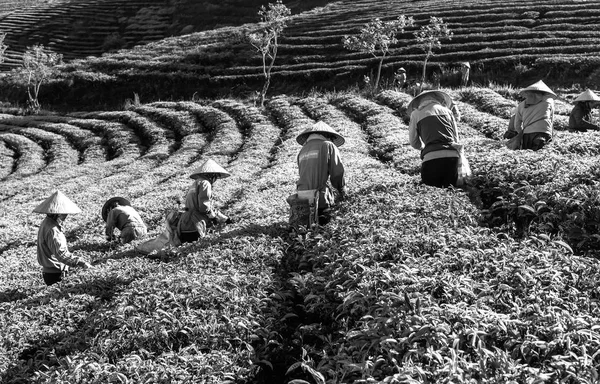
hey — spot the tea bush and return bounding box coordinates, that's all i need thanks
[1,89,599,384]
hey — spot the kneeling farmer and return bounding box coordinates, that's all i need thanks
[178,159,232,243]
[102,197,148,243]
[34,190,92,286]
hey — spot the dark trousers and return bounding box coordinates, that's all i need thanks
[180,231,200,243]
[42,272,62,286]
[421,157,459,188]
[522,133,551,151]
[318,208,332,225]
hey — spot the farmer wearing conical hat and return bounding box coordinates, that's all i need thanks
[395,67,407,89]
[514,80,556,151]
[568,89,600,132]
[33,190,92,286]
[295,121,346,225]
[408,89,460,188]
[178,159,232,242]
[102,197,147,244]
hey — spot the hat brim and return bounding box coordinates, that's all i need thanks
[518,81,556,97]
[296,131,345,147]
[519,89,557,97]
[190,172,231,180]
[407,90,453,114]
[102,197,131,221]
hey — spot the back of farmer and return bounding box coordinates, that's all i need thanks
[102,197,147,244]
[408,90,460,188]
[295,121,346,225]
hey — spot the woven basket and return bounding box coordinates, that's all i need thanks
[287,193,318,228]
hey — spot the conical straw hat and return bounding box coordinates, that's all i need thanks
[574,89,600,103]
[407,90,453,114]
[296,121,345,147]
[190,159,231,180]
[461,62,470,68]
[102,196,131,221]
[519,80,556,97]
[33,190,82,214]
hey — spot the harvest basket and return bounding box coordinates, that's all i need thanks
[287,192,318,229]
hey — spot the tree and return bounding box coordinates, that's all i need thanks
[414,16,452,93]
[343,16,414,91]
[21,44,63,112]
[0,32,7,64]
[248,0,291,107]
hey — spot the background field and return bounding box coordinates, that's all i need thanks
[1,0,600,109]
[1,0,600,383]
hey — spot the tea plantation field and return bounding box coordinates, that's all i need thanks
[1,86,599,383]
[2,0,600,109]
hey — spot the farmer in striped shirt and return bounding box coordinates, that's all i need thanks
[408,89,460,188]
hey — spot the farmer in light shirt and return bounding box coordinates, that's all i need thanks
[102,196,147,244]
[33,190,92,286]
[178,159,232,243]
[295,121,346,225]
[514,80,556,151]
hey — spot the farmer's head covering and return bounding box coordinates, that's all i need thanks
[519,80,556,97]
[296,121,345,147]
[574,89,600,103]
[33,190,81,215]
[190,159,231,180]
[397,67,406,73]
[407,90,453,114]
[461,62,470,68]
[102,196,131,221]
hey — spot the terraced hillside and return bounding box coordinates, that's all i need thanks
[0,0,49,14]
[1,0,599,109]
[0,0,330,70]
[1,87,599,382]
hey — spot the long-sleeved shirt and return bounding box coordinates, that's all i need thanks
[514,97,554,135]
[297,135,345,208]
[37,216,82,273]
[179,177,225,232]
[569,103,600,131]
[409,99,459,162]
[105,205,147,237]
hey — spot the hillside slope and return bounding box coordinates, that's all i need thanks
[0,0,330,69]
[1,0,600,109]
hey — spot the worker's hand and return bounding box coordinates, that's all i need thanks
[338,187,347,201]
